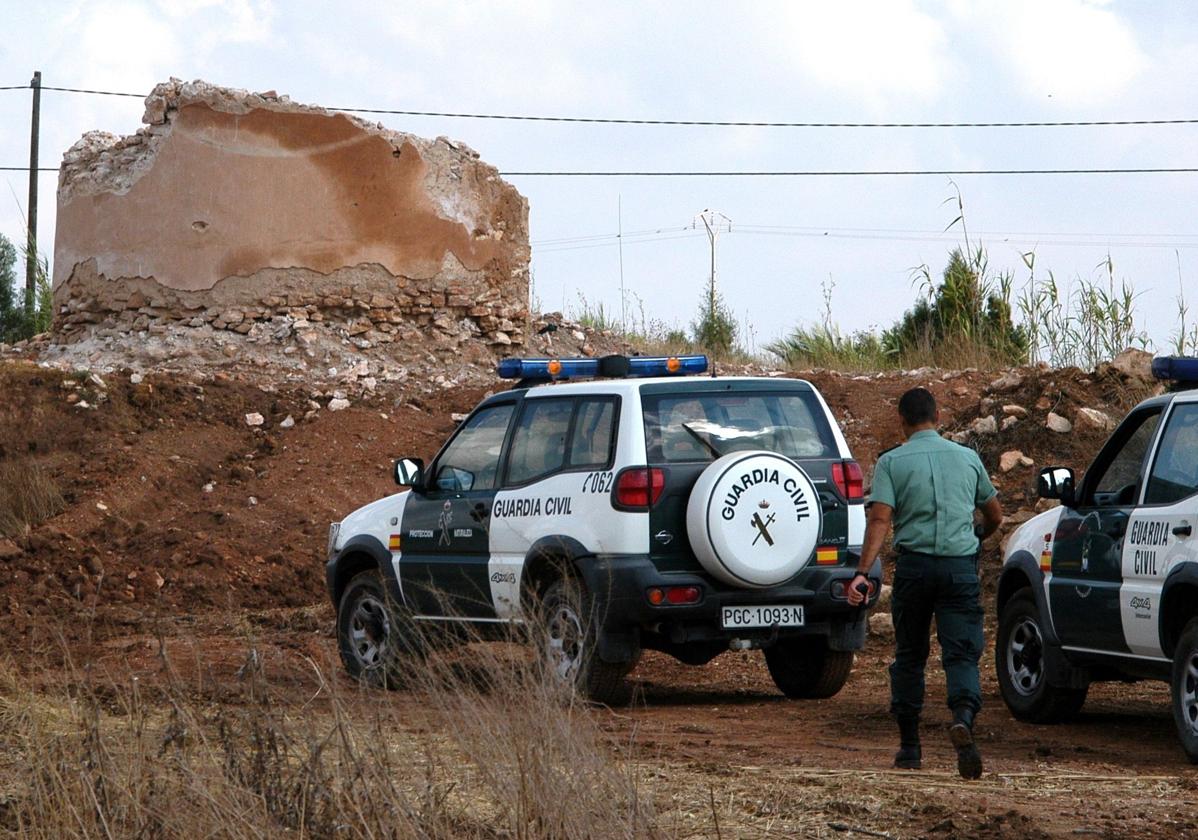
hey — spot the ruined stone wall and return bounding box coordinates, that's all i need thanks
[52,79,530,347]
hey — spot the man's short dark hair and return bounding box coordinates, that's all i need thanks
[898,387,937,426]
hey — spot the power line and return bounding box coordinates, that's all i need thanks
[505,168,1198,176]
[537,222,1198,245]
[40,85,144,98]
[13,164,1198,177]
[533,225,1198,254]
[5,83,1198,129]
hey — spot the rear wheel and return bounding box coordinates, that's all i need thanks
[337,570,416,689]
[996,589,1087,722]
[1169,619,1198,763]
[540,577,638,705]
[764,637,854,699]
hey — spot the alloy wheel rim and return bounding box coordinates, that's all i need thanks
[1182,650,1198,736]
[546,602,585,683]
[349,594,390,669]
[1007,616,1045,697]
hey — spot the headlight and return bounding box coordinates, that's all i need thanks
[327,523,341,556]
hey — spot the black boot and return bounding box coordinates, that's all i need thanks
[949,706,983,779]
[894,714,921,769]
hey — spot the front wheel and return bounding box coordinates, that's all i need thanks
[764,637,854,699]
[539,577,638,705]
[1170,619,1198,763]
[337,570,415,689]
[995,589,1086,723]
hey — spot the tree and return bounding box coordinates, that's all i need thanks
[691,286,737,356]
[884,246,1027,365]
[0,233,52,343]
[0,234,17,340]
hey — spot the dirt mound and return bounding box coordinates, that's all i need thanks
[1,356,1155,644]
[0,359,483,641]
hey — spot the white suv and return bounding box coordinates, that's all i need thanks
[326,355,874,702]
[997,355,1198,760]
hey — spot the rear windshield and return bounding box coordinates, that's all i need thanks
[642,391,837,463]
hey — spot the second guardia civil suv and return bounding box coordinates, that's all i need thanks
[996,356,1198,761]
[326,354,875,703]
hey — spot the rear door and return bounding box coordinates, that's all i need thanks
[1049,405,1163,652]
[639,381,852,576]
[1121,398,1198,657]
[490,394,622,616]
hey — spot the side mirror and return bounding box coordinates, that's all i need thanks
[394,457,425,489]
[1037,466,1075,505]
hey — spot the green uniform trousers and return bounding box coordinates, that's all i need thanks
[889,552,983,718]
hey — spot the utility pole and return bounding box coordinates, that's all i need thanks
[26,70,41,316]
[692,209,732,321]
[617,194,626,334]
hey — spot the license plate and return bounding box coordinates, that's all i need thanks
[721,605,805,629]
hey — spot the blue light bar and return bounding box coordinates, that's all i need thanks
[497,354,709,380]
[628,355,709,376]
[497,357,599,380]
[1152,356,1198,383]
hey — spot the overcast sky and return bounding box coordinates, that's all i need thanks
[4,1,1197,355]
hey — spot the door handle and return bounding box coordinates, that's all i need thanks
[1174,524,1193,538]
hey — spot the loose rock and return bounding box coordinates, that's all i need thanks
[999,450,1026,472]
[1075,406,1116,433]
[1046,412,1072,433]
[970,415,998,435]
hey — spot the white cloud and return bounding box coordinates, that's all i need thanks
[154,0,275,43]
[970,0,1147,105]
[766,1,950,106]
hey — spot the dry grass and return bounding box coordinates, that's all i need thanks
[0,611,659,839]
[0,460,63,539]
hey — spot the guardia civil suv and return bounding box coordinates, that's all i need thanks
[326,354,876,703]
[997,356,1198,761]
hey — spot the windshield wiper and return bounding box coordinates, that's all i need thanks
[682,423,723,459]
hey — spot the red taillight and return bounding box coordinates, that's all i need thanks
[831,460,864,501]
[646,585,702,605]
[614,468,665,509]
[666,585,701,605]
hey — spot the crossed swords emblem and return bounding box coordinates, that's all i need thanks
[751,508,776,546]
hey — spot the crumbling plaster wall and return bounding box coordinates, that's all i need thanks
[53,79,530,346]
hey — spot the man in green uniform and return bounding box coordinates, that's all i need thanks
[847,387,1003,779]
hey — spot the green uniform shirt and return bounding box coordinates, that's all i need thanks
[867,429,997,557]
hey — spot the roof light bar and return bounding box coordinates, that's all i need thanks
[497,354,708,381]
[1152,356,1198,384]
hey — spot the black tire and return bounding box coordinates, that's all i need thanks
[995,589,1087,723]
[540,577,639,705]
[1169,618,1198,763]
[336,569,416,689]
[764,637,854,699]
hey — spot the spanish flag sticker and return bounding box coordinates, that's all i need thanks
[388,534,402,552]
[1040,549,1051,572]
[816,546,838,566]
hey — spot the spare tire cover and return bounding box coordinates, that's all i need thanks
[686,451,823,588]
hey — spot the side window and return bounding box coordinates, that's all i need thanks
[1087,409,1161,504]
[432,404,515,492]
[506,399,574,485]
[568,398,617,468]
[1145,403,1198,505]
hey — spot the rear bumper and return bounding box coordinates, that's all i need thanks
[577,551,879,660]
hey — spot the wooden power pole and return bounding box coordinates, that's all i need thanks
[26,70,41,315]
